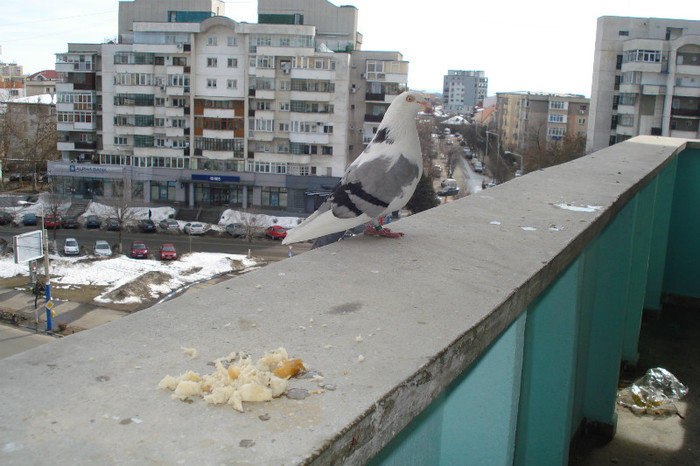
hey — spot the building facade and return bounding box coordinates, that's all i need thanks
[442,70,488,114]
[25,70,58,97]
[0,61,25,101]
[587,16,700,153]
[51,0,408,213]
[496,92,589,152]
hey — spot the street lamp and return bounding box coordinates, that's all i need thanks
[504,151,525,176]
[18,200,52,331]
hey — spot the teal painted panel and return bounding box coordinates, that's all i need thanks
[439,312,526,465]
[645,158,677,311]
[371,313,527,466]
[571,246,598,434]
[515,259,580,466]
[621,185,656,364]
[369,393,445,465]
[581,200,635,424]
[663,149,700,298]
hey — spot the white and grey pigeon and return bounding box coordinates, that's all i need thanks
[283,90,430,245]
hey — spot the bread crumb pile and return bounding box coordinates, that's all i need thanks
[159,348,305,412]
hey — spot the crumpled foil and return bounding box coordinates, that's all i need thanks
[617,367,688,416]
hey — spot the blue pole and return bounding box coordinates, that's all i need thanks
[45,283,52,331]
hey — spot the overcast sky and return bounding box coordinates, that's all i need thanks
[1,0,696,98]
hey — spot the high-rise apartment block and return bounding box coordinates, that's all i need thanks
[496,92,589,152]
[442,70,488,114]
[51,0,408,212]
[587,16,700,153]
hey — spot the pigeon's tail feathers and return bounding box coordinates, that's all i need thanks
[283,210,370,244]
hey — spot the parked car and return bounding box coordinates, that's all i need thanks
[225,223,245,238]
[437,186,460,197]
[61,216,80,229]
[265,225,288,240]
[21,173,34,181]
[105,217,120,231]
[93,240,112,257]
[159,219,179,231]
[473,161,483,173]
[0,211,13,225]
[514,170,522,178]
[85,215,101,229]
[441,178,458,188]
[158,243,178,261]
[138,219,157,233]
[64,238,80,256]
[22,213,37,226]
[130,240,149,259]
[183,222,207,235]
[9,173,20,182]
[43,214,61,229]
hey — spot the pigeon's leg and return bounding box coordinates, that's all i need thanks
[363,224,404,238]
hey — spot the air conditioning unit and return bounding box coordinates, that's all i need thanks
[176,44,183,50]
[160,85,166,91]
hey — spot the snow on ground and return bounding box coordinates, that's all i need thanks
[0,252,257,305]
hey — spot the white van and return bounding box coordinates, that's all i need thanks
[441,178,458,188]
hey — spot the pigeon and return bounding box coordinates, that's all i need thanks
[283,90,430,245]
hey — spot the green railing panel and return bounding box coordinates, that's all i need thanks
[514,259,580,466]
[664,149,700,299]
[645,157,678,310]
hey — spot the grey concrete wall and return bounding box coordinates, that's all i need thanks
[0,136,693,464]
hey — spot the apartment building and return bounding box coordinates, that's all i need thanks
[443,70,488,114]
[0,61,25,101]
[50,0,408,213]
[587,16,700,153]
[496,92,589,152]
[25,70,58,97]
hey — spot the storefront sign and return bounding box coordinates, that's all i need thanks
[191,174,241,183]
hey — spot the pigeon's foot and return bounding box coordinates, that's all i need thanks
[364,225,404,238]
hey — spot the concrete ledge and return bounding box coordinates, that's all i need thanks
[0,136,693,464]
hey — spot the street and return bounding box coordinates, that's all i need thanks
[0,225,310,262]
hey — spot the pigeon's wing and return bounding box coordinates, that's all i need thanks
[330,151,421,219]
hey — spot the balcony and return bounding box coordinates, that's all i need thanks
[364,113,384,123]
[671,107,700,118]
[1,136,699,464]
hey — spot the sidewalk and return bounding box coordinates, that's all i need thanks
[0,286,128,334]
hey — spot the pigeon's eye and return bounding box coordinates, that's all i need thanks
[406,95,415,103]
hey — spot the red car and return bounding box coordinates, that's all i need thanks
[265,225,288,240]
[159,243,177,260]
[130,240,149,259]
[44,214,61,229]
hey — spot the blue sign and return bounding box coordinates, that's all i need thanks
[191,174,241,183]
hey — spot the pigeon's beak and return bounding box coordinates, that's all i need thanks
[419,98,433,114]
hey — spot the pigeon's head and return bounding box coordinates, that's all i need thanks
[384,91,432,122]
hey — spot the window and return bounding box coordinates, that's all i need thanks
[548,114,565,123]
[279,80,290,91]
[226,79,237,89]
[279,122,289,132]
[547,127,565,139]
[279,102,290,111]
[619,30,629,36]
[227,58,238,68]
[207,36,217,46]
[207,79,217,88]
[322,146,333,155]
[114,137,127,145]
[227,36,237,47]
[251,119,273,132]
[207,57,217,67]
[618,114,635,127]
[549,101,566,110]
[323,125,333,134]
[155,118,165,127]
[262,187,287,207]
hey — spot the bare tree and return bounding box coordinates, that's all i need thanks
[45,183,66,241]
[238,209,268,245]
[105,176,139,252]
[4,106,59,190]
